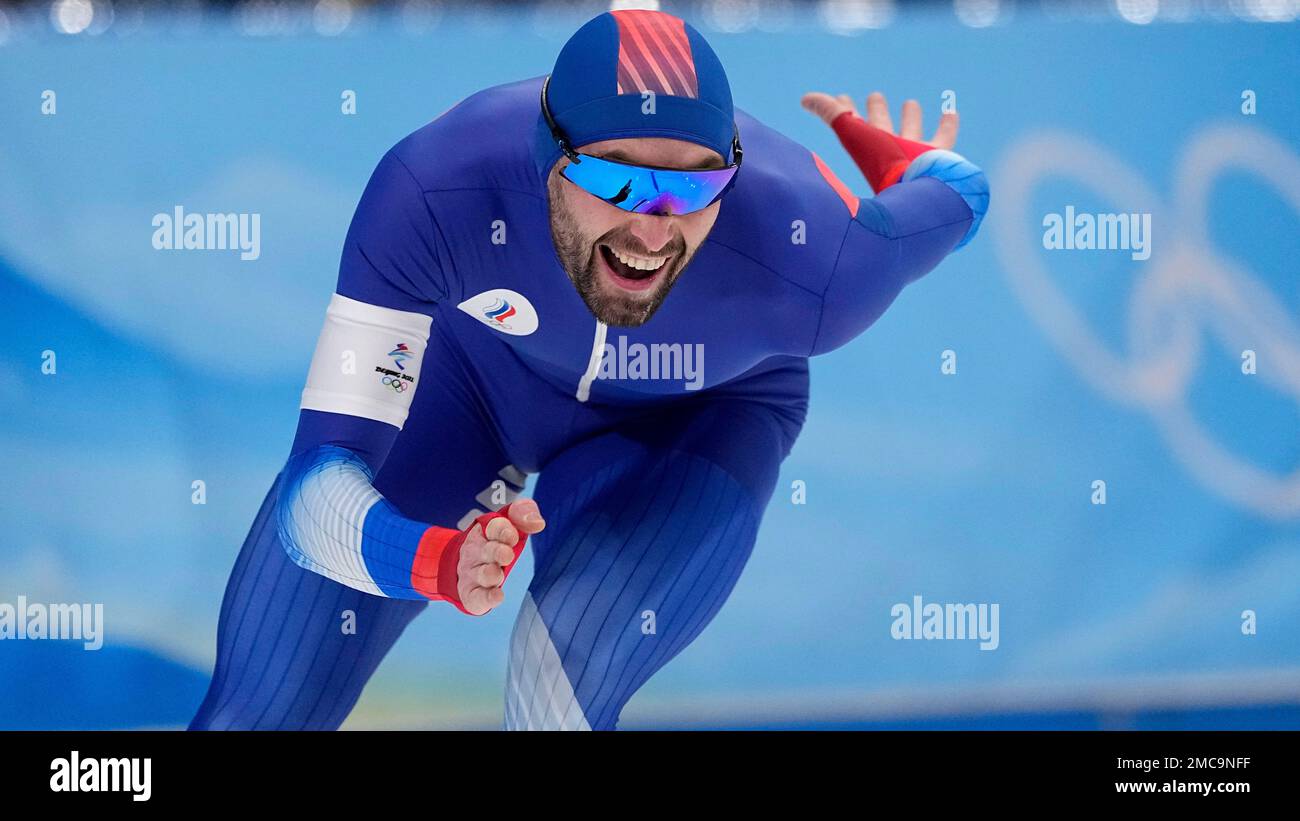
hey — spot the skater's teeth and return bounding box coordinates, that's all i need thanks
[612,248,666,271]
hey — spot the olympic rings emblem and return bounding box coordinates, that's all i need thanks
[381,375,410,393]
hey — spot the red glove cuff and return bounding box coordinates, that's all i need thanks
[411,504,530,616]
[830,111,933,193]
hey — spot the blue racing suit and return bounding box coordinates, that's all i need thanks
[190,77,987,730]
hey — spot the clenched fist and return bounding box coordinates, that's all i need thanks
[456,498,546,615]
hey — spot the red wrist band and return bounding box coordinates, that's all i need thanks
[830,111,933,193]
[411,504,530,616]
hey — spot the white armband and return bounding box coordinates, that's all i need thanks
[300,293,433,429]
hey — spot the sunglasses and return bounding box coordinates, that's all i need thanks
[541,76,743,216]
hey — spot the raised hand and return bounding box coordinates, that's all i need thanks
[801,90,959,150]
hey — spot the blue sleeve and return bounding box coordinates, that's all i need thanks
[274,148,459,601]
[812,153,988,356]
[295,146,456,466]
[337,149,454,313]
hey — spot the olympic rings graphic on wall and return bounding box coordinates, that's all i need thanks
[993,124,1300,519]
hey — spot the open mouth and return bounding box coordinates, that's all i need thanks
[598,244,669,293]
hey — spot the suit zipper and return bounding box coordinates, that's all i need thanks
[575,319,607,402]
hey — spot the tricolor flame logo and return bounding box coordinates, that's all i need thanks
[483,298,517,324]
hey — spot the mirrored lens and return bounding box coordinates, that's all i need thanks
[561,154,737,215]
